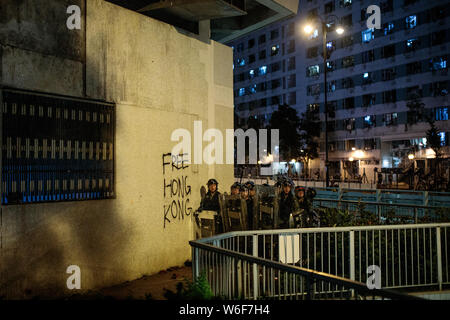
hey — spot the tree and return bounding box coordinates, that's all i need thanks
[245,115,263,131]
[405,95,425,131]
[426,117,443,159]
[298,108,321,178]
[426,116,444,190]
[268,104,302,175]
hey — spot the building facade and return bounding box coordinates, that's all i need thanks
[229,0,450,182]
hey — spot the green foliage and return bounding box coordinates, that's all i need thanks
[318,207,354,227]
[299,109,320,162]
[405,96,425,129]
[268,104,302,161]
[144,293,153,300]
[163,272,215,300]
[426,117,443,159]
[433,208,450,223]
[355,201,378,226]
[315,201,450,227]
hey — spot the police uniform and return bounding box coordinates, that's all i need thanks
[201,190,221,213]
[278,190,295,228]
[200,179,224,233]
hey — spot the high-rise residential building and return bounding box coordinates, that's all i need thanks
[229,0,450,181]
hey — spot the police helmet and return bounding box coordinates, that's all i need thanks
[245,181,255,189]
[239,185,248,192]
[282,177,294,187]
[306,188,317,199]
[207,178,218,186]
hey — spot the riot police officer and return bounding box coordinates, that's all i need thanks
[294,186,319,228]
[278,179,295,228]
[294,186,307,209]
[230,182,241,196]
[245,181,255,194]
[200,178,223,232]
[239,184,249,200]
[245,181,257,230]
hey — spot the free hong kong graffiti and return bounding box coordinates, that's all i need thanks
[162,153,193,228]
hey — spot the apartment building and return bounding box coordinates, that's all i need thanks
[229,0,450,181]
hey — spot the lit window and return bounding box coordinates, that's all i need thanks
[406,15,417,29]
[435,107,449,121]
[239,88,246,96]
[439,132,447,146]
[309,29,319,40]
[237,58,245,66]
[406,38,418,51]
[328,81,336,92]
[250,84,257,94]
[430,57,447,71]
[327,61,335,71]
[307,65,320,77]
[362,28,374,43]
[384,22,394,35]
[340,0,352,7]
[249,69,255,78]
[364,115,375,128]
[384,113,398,125]
[259,65,267,75]
[363,72,372,84]
[271,45,280,56]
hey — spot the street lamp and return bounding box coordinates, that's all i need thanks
[408,154,415,160]
[304,15,345,188]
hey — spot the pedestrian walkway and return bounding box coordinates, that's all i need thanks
[94,266,193,300]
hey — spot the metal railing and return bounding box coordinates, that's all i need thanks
[312,198,450,223]
[190,223,450,300]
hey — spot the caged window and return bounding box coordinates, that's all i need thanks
[1,88,115,205]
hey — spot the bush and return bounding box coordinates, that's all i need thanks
[163,272,214,300]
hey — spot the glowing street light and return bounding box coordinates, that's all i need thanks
[302,14,345,188]
[304,25,314,34]
[354,150,364,159]
[408,154,415,160]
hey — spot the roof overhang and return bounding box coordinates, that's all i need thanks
[105,0,298,43]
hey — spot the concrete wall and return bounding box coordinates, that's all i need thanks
[0,0,234,298]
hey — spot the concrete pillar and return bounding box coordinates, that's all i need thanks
[199,20,211,43]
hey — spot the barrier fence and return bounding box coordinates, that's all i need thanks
[190,223,450,300]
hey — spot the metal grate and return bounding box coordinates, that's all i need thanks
[1,88,115,204]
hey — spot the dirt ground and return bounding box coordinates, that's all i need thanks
[94,266,193,300]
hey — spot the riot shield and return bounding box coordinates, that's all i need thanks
[257,185,279,230]
[224,194,247,231]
